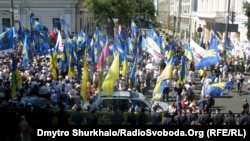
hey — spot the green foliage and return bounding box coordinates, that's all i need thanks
[180,29,185,39]
[83,0,155,27]
[168,35,174,40]
[243,1,250,41]
[165,33,169,37]
[193,31,200,43]
[168,26,174,31]
[185,29,190,39]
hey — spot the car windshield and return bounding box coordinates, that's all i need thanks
[136,92,152,105]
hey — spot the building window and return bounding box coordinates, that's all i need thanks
[52,18,61,31]
[2,18,10,28]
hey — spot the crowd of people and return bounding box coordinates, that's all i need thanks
[0,30,250,140]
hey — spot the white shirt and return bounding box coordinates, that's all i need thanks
[236,73,244,83]
[153,69,159,79]
[166,79,172,87]
[167,105,176,115]
[228,73,234,82]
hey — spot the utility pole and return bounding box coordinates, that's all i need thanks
[225,0,230,44]
[11,0,15,27]
[189,0,192,40]
[231,11,235,24]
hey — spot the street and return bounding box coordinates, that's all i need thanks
[145,71,250,114]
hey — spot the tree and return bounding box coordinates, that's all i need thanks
[243,1,250,41]
[83,0,155,27]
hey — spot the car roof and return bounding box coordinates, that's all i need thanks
[11,96,53,108]
[99,91,142,99]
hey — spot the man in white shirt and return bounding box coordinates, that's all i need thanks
[236,71,244,95]
[222,63,228,81]
[161,79,172,102]
[153,68,159,85]
[201,75,212,96]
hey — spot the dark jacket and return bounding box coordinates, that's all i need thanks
[224,116,236,125]
[211,113,224,125]
[197,113,210,125]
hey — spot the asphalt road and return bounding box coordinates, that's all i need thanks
[145,71,250,114]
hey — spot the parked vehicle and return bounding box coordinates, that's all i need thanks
[10,96,55,109]
[93,90,168,112]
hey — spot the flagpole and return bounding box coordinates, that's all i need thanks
[11,0,15,49]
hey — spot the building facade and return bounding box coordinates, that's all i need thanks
[1,0,248,42]
[0,0,92,33]
[157,0,170,29]
[193,0,248,42]
[157,0,248,42]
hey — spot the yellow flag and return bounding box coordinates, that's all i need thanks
[157,56,175,82]
[102,52,120,96]
[11,57,22,98]
[81,48,88,102]
[104,52,120,81]
[49,50,57,80]
[122,57,128,76]
[68,55,76,79]
[102,79,116,97]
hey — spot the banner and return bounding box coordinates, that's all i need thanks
[190,39,206,62]
[146,37,163,64]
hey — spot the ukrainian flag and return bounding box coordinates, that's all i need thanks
[184,43,194,61]
[224,36,234,50]
[167,43,175,60]
[22,35,30,69]
[205,81,233,96]
[157,55,176,82]
[152,80,167,100]
[195,39,219,70]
